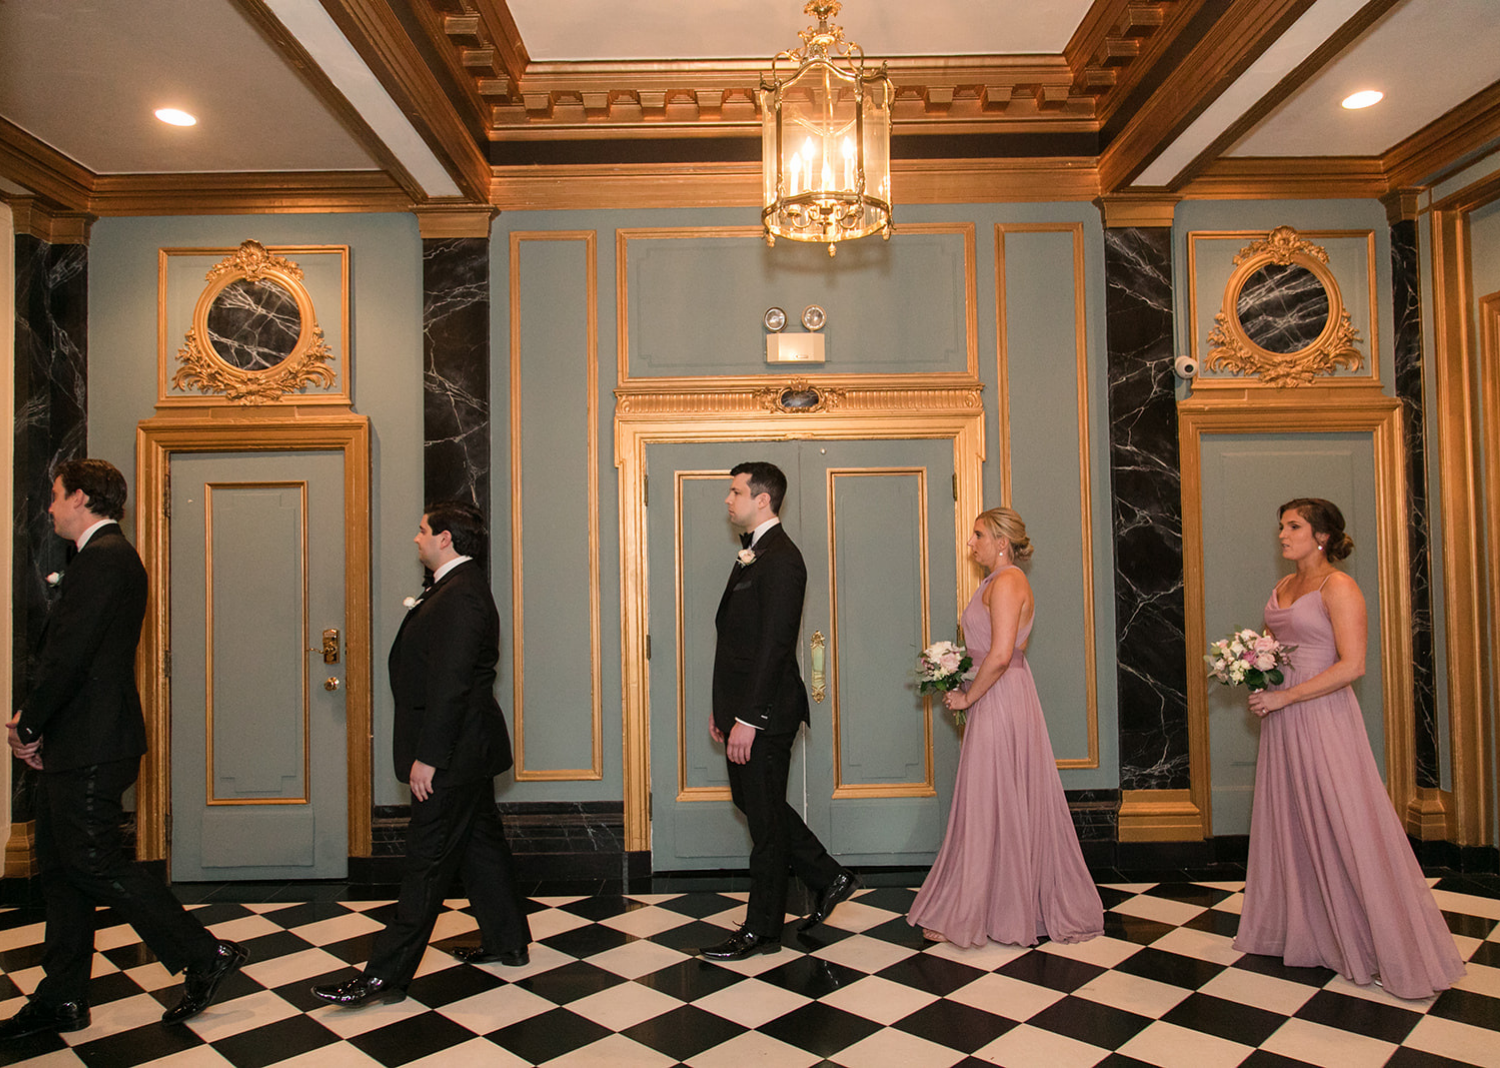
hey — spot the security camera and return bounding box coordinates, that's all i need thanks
[1174,354,1199,379]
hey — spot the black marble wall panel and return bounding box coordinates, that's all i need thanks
[1103,227,1190,791]
[1390,219,1439,790]
[1235,262,1330,354]
[422,237,490,523]
[11,234,89,821]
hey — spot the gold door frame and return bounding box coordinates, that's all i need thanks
[616,384,986,853]
[134,410,373,864]
[1160,386,1412,842]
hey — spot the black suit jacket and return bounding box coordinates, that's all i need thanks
[388,559,513,786]
[712,523,810,735]
[17,524,150,772]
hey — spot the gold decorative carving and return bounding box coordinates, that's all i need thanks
[1204,226,1364,388]
[754,378,846,413]
[173,241,337,405]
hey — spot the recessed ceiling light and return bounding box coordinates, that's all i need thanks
[1341,90,1383,110]
[155,108,197,126]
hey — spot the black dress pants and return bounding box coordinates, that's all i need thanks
[726,727,842,938]
[34,759,217,1007]
[365,778,531,987]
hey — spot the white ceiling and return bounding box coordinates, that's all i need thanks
[504,0,1098,61]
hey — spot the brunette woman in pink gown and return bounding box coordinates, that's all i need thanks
[1236,498,1464,999]
[908,507,1103,947]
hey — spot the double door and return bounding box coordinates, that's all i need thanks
[647,438,962,870]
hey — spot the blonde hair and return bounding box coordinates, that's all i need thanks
[977,506,1034,561]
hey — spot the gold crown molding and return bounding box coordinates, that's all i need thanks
[1381,187,1421,225]
[316,0,490,201]
[1384,81,1500,191]
[2,196,93,244]
[1064,0,1193,122]
[90,172,412,216]
[1201,227,1365,388]
[414,202,499,239]
[615,381,984,417]
[1177,391,1411,842]
[490,158,1102,211]
[1098,0,1320,191]
[1094,193,1179,228]
[1178,157,1389,201]
[0,117,93,213]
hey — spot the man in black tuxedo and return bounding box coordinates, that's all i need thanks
[313,501,531,1007]
[2,459,246,1040]
[700,461,859,961]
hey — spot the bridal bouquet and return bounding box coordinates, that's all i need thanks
[1206,628,1296,691]
[916,640,975,725]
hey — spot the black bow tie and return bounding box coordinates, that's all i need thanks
[739,532,753,549]
[421,571,434,589]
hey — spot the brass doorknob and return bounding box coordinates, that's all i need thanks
[324,677,341,692]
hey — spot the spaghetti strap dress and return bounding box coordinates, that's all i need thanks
[908,567,1104,947]
[1233,580,1465,999]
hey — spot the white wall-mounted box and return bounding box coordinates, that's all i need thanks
[766,333,826,364]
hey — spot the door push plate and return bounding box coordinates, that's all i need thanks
[322,628,340,664]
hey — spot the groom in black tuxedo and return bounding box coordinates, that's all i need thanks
[3,459,246,1040]
[313,500,531,1007]
[700,461,858,961]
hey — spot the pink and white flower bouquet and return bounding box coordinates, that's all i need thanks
[1206,627,1296,691]
[916,640,975,724]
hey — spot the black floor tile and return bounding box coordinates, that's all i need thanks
[483,1005,611,1063]
[1384,1047,1487,1067]
[1468,940,1500,968]
[1028,994,1153,1050]
[859,915,931,950]
[211,1013,340,1068]
[1428,986,1500,1031]
[74,1020,205,1068]
[1162,991,1288,1047]
[893,997,1017,1051]
[1181,908,1240,939]
[0,1030,68,1068]
[557,894,648,921]
[406,960,507,1008]
[852,886,919,914]
[995,949,1106,993]
[150,966,263,1014]
[1096,885,1137,910]
[641,918,734,955]
[621,1003,747,1061]
[255,900,357,929]
[319,931,382,966]
[1139,882,1232,908]
[755,954,865,999]
[1294,988,1422,1043]
[514,959,630,1004]
[1441,910,1496,939]
[1111,946,1225,989]
[347,1010,480,1067]
[538,920,636,958]
[760,1000,884,1056]
[238,929,316,963]
[634,957,746,1002]
[876,952,990,997]
[1228,951,1337,987]
[649,892,744,919]
[87,971,158,1007]
[1102,912,1175,946]
[1239,1051,1322,1067]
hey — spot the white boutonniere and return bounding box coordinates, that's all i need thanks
[46,571,63,587]
[737,549,757,566]
[403,595,419,610]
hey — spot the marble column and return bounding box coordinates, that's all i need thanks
[11,228,89,826]
[422,236,491,523]
[1103,226,1190,792]
[1389,216,1439,789]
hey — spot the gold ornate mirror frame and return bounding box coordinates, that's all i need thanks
[1202,226,1365,388]
[159,242,350,408]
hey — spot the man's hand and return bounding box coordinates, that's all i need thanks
[709,722,725,745]
[726,721,757,765]
[7,712,43,770]
[409,759,437,802]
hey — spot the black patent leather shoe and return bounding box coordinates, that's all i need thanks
[162,940,249,1023]
[0,999,90,1039]
[799,869,862,931]
[448,944,530,967]
[699,927,781,961]
[310,975,408,1007]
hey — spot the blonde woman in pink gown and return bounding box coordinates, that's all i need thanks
[1236,498,1464,999]
[908,507,1103,947]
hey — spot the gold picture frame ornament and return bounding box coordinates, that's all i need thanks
[173,240,337,405]
[1205,226,1364,388]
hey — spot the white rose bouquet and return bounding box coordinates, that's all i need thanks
[916,640,975,725]
[1206,627,1296,691]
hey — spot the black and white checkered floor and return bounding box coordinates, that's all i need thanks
[2,873,1498,1068]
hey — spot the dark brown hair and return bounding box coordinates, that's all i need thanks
[55,458,127,521]
[1278,497,1354,561]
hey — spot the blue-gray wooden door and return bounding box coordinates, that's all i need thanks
[1200,432,1383,836]
[169,451,348,880]
[647,440,961,871]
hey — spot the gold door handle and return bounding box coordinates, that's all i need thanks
[324,677,341,692]
[810,630,826,703]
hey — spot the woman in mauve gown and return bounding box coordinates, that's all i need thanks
[1236,498,1464,999]
[908,507,1103,947]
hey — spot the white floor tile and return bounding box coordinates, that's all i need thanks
[183,988,301,1041]
[437,983,554,1032]
[540,1032,678,1068]
[1109,895,1207,927]
[809,932,916,974]
[693,976,810,1028]
[1114,1020,1254,1068]
[1403,1013,1500,1068]
[566,981,684,1031]
[819,974,939,1025]
[973,1022,1112,1068]
[685,1029,821,1068]
[830,1026,968,1068]
[1195,967,1318,1016]
[584,938,689,980]
[1073,969,1193,1019]
[599,906,692,938]
[241,946,348,988]
[1038,935,1141,969]
[947,972,1066,1021]
[284,912,384,947]
[1258,1017,1397,1068]
[1146,926,1241,966]
[403,1036,530,1068]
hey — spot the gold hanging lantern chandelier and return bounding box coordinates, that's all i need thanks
[760,1,893,256]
